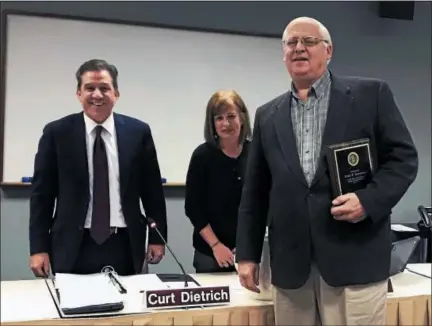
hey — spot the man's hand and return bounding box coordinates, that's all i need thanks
[147,244,165,264]
[331,193,366,223]
[238,261,260,293]
[30,253,50,277]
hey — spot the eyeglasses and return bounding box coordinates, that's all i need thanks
[282,36,329,49]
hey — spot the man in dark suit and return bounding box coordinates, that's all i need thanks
[29,59,167,277]
[235,17,418,325]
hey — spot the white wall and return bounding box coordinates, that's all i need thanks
[3,14,290,184]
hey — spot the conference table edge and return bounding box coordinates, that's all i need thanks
[1,301,273,326]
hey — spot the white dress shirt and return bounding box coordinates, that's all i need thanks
[83,112,126,228]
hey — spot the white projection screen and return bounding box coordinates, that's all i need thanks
[2,13,291,184]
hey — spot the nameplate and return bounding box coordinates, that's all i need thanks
[144,286,230,309]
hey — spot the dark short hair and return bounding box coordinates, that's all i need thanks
[75,59,119,90]
[204,90,252,147]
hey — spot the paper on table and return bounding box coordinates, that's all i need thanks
[406,264,431,278]
[391,224,418,232]
[225,278,244,291]
[118,274,169,293]
[194,274,244,291]
[1,280,60,323]
[166,281,199,288]
[55,273,123,310]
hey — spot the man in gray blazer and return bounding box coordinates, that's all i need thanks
[235,17,418,325]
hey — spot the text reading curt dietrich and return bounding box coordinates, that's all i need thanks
[148,288,229,306]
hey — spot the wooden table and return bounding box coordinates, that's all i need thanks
[1,264,430,326]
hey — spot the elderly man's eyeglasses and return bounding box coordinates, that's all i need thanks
[282,36,329,48]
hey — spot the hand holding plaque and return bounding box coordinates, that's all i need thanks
[330,193,366,223]
[325,138,374,198]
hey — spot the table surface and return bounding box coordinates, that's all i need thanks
[1,264,430,324]
[1,278,60,323]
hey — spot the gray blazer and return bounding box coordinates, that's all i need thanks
[235,73,418,289]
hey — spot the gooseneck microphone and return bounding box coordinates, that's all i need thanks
[146,217,189,288]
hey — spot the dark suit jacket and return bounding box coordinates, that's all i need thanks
[235,74,418,289]
[29,112,167,273]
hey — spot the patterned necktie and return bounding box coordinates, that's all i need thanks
[90,125,111,244]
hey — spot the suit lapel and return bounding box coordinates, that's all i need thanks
[311,75,354,187]
[273,92,308,186]
[70,113,89,188]
[114,114,135,199]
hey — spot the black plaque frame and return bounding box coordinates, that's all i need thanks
[326,138,374,197]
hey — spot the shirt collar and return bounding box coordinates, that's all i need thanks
[290,69,331,100]
[83,112,115,136]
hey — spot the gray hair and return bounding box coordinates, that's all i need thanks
[282,17,332,64]
[282,16,332,46]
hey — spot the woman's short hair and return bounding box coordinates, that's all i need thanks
[204,90,252,147]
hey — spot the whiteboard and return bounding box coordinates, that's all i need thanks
[3,14,291,183]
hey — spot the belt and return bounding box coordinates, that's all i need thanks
[84,227,126,235]
[109,227,128,235]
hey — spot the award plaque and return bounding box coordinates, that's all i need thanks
[325,138,374,197]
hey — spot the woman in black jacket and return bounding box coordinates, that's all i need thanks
[184,90,252,273]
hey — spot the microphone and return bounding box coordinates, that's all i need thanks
[146,217,189,288]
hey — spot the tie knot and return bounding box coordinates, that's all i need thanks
[95,125,104,137]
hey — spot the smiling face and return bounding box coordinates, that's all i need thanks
[76,70,119,123]
[213,104,243,142]
[204,90,252,147]
[282,18,332,86]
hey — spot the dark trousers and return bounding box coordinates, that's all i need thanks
[71,228,135,276]
[193,250,236,273]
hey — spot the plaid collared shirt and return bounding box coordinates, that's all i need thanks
[290,70,331,185]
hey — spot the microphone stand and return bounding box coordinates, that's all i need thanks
[147,218,189,288]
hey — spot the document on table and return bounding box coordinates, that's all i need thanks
[54,273,123,312]
[406,264,431,278]
[118,274,169,292]
[166,281,200,288]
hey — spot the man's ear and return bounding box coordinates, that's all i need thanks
[115,90,120,99]
[326,44,333,60]
[76,89,81,99]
